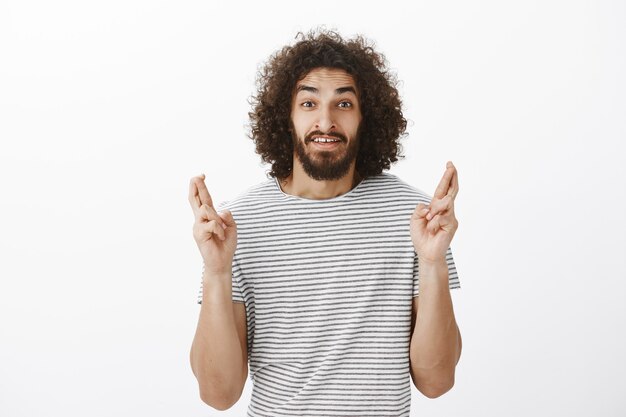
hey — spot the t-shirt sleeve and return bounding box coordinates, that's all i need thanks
[413,246,461,297]
[196,259,245,304]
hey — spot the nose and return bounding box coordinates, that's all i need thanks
[315,105,336,133]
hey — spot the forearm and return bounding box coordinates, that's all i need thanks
[190,270,244,407]
[410,258,461,395]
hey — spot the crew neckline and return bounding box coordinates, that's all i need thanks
[273,175,368,202]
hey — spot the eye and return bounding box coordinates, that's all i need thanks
[301,101,315,108]
[338,101,352,108]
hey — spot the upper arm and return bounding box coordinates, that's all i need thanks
[233,301,248,387]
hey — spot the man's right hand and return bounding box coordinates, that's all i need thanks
[188,174,238,276]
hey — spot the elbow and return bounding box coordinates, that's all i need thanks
[412,368,456,399]
[200,388,240,411]
[191,353,247,410]
[196,371,246,411]
[419,378,455,399]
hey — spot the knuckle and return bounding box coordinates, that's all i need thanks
[204,224,215,237]
[208,218,222,232]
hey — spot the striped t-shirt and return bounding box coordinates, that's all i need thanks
[197,171,461,416]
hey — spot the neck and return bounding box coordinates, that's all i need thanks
[279,163,362,200]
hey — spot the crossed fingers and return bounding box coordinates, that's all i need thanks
[188,173,213,215]
[426,161,458,220]
[434,161,458,200]
[188,173,227,240]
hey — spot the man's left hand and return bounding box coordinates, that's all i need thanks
[410,161,459,263]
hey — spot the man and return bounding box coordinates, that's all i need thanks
[189,28,462,416]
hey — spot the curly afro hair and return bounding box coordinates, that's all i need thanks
[248,27,408,181]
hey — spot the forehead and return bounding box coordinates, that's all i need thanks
[295,67,357,92]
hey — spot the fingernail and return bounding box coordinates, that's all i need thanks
[427,212,433,220]
[221,223,227,229]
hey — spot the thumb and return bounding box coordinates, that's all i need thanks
[218,209,236,227]
[412,203,430,219]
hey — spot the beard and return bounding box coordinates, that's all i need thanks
[291,123,361,181]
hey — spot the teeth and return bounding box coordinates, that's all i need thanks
[313,138,340,143]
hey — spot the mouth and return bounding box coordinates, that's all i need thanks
[308,136,343,149]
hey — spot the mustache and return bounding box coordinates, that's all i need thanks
[305,131,347,142]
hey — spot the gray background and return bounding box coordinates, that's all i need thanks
[1,0,624,415]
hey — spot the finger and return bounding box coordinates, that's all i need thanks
[434,161,456,199]
[447,163,459,200]
[197,219,226,241]
[218,209,235,227]
[429,209,458,231]
[426,195,453,220]
[188,176,203,213]
[427,213,443,235]
[412,203,431,220]
[194,174,214,208]
[412,203,428,217]
[198,204,226,229]
[452,164,459,200]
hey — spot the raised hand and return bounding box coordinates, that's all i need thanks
[188,174,238,276]
[410,161,459,264]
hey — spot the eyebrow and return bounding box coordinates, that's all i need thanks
[296,85,357,96]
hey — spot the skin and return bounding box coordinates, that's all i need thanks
[279,67,363,200]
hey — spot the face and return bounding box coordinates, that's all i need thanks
[290,67,363,181]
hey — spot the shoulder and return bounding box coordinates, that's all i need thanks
[215,176,277,218]
[367,172,433,204]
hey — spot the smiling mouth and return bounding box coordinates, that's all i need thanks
[310,140,342,149]
[309,135,343,143]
